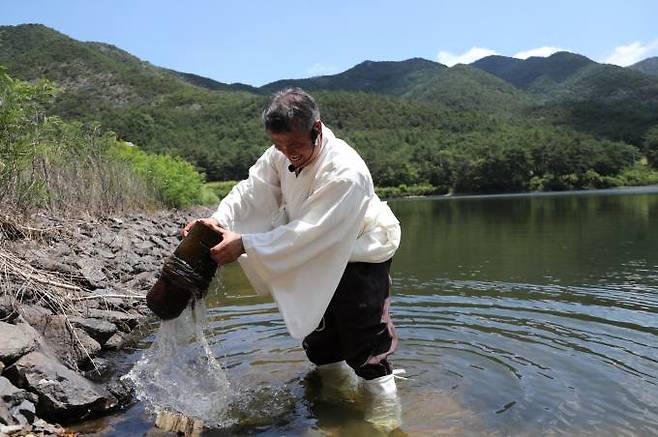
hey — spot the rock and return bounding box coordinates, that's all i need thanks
[109,231,133,252]
[133,255,158,274]
[165,236,180,246]
[32,418,65,435]
[150,235,171,250]
[32,256,79,277]
[95,248,116,259]
[134,240,155,256]
[0,296,18,322]
[85,309,143,332]
[18,305,52,328]
[81,288,128,311]
[103,332,131,350]
[26,314,101,369]
[10,399,35,425]
[81,358,112,381]
[0,322,40,364]
[0,424,30,435]
[155,410,203,437]
[144,427,180,437]
[162,225,180,238]
[113,250,142,273]
[0,376,38,406]
[77,257,108,288]
[106,379,133,406]
[69,316,117,345]
[4,351,118,422]
[0,399,11,425]
[0,376,38,427]
[124,270,157,291]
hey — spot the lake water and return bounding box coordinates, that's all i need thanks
[76,187,658,436]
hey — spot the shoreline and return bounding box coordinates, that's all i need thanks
[381,183,658,201]
[0,207,212,435]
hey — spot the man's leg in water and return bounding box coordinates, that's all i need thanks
[302,259,397,376]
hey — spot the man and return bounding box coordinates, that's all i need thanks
[184,88,401,397]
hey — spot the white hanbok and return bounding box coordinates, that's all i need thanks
[212,125,400,339]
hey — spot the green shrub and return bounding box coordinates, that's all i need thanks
[205,180,238,201]
[0,68,158,215]
[375,183,443,199]
[615,162,658,186]
[109,142,218,208]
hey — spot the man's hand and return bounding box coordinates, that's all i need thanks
[181,217,220,238]
[209,228,245,265]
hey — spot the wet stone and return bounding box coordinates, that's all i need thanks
[4,351,118,422]
[82,358,113,381]
[105,379,134,406]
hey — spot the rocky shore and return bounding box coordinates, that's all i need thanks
[0,207,211,436]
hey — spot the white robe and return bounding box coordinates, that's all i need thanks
[211,125,401,339]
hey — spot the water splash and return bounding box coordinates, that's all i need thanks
[123,300,233,427]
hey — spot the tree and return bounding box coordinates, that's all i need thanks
[646,125,658,169]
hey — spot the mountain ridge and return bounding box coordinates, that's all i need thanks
[2,23,658,189]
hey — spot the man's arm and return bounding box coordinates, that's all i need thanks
[181,147,281,239]
[239,176,370,281]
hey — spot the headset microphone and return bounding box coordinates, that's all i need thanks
[288,164,296,173]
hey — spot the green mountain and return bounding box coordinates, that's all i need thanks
[405,64,534,115]
[470,51,658,144]
[0,24,189,115]
[540,62,658,143]
[1,23,655,194]
[260,58,447,95]
[630,57,658,76]
[471,52,595,94]
[168,69,258,93]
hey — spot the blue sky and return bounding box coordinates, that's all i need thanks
[3,0,657,86]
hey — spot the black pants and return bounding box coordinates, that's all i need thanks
[302,259,398,380]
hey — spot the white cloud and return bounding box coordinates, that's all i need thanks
[603,40,658,66]
[513,46,563,59]
[436,47,498,66]
[304,63,339,77]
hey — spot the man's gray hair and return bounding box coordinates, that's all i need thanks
[262,88,320,133]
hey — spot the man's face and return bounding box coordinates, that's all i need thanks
[268,126,318,169]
